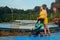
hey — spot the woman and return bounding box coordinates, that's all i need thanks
[39,5,50,35]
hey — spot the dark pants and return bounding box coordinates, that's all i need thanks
[38,18,44,23]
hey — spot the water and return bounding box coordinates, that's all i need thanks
[0,22,58,29]
[0,23,20,28]
[0,20,58,29]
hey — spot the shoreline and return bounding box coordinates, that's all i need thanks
[0,29,60,36]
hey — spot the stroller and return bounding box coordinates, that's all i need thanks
[30,19,44,37]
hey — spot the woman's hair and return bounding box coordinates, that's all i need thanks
[37,19,44,23]
[42,4,47,10]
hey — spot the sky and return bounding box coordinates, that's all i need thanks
[0,0,55,10]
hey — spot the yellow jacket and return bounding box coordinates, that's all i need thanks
[39,10,47,19]
[39,10,48,24]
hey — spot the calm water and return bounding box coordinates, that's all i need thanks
[0,23,20,28]
[0,20,58,29]
[0,22,58,29]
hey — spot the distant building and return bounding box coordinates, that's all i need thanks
[55,0,60,3]
[51,0,60,12]
[55,0,60,8]
[51,0,60,8]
